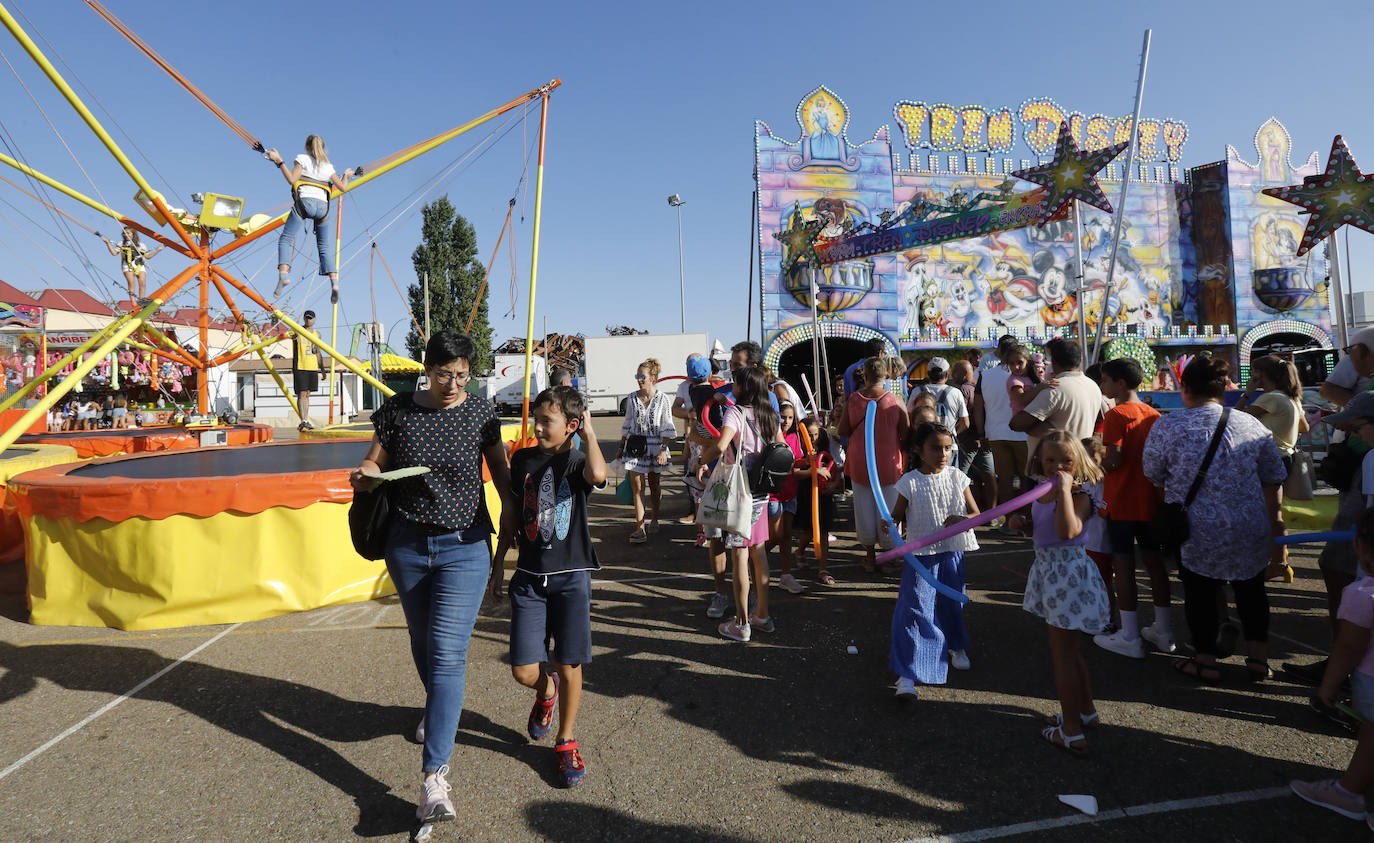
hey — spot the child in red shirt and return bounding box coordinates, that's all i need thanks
[1093,357,1174,660]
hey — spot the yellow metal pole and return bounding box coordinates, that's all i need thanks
[329,197,342,424]
[256,347,301,420]
[0,152,190,256]
[519,93,551,442]
[0,312,136,413]
[345,81,560,196]
[274,312,393,398]
[329,300,339,425]
[0,2,198,252]
[0,300,161,453]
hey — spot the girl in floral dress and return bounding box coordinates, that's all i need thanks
[1011,429,1109,755]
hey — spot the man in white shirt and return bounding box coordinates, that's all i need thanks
[974,335,1026,509]
[1011,338,1107,457]
[911,356,969,451]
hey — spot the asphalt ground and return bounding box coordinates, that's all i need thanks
[0,416,1362,841]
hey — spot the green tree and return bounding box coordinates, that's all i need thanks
[406,196,492,370]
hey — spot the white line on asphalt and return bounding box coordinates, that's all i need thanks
[0,623,241,782]
[904,785,1289,842]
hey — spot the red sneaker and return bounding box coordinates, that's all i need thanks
[555,739,587,787]
[526,672,558,740]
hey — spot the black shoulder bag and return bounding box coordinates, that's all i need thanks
[1152,407,1229,551]
[349,485,391,561]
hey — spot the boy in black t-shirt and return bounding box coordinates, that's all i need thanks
[491,386,606,788]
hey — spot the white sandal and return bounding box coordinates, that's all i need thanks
[1043,710,1100,729]
[1041,724,1088,756]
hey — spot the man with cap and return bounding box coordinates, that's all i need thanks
[1321,326,1374,408]
[910,356,969,463]
[292,309,321,431]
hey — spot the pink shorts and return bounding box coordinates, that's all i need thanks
[724,497,770,549]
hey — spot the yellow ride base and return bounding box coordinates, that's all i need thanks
[24,501,395,631]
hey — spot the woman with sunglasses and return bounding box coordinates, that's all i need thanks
[349,331,516,826]
[618,357,676,543]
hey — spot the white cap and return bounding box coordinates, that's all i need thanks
[928,356,950,373]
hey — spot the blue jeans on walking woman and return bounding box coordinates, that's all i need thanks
[277,196,336,275]
[385,519,490,772]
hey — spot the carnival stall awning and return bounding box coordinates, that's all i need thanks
[380,353,423,374]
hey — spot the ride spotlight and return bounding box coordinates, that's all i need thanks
[198,192,244,230]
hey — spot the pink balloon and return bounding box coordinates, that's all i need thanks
[875,480,1054,565]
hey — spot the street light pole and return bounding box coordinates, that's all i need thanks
[668,194,686,333]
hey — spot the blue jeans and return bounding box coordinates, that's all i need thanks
[277,196,336,275]
[385,520,490,772]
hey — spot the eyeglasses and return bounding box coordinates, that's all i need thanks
[634,374,647,381]
[430,370,471,385]
[1344,344,1366,356]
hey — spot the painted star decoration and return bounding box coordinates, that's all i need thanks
[774,208,822,272]
[1262,134,1374,257]
[1012,123,1130,224]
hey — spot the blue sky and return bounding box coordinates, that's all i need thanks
[0,0,1371,353]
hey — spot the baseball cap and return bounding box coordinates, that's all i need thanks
[303,309,316,320]
[928,356,949,373]
[687,355,711,382]
[1324,390,1374,425]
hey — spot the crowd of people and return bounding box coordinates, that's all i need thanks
[45,391,132,431]
[349,327,1374,831]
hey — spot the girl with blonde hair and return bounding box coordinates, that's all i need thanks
[266,134,355,303]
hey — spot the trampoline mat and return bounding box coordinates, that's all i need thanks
[72,440,371,480]
[1,447,41,459]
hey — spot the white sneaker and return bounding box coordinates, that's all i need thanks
[718,618,751,642]
[1093,629,1145,659]
[895,677,918,699]
[749,615,775,634]
[706,592,731,618]
[949,650,971,671]
[417,764,456,823]
[779,573,805,594]
[1140,623,1177,654]
[1290,778,1366,820]
[415,714,426,744]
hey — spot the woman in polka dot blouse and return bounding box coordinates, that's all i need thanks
[350,331,516,824]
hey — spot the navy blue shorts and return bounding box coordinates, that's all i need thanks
[509,569,593,667]
[1105,518,1161,557]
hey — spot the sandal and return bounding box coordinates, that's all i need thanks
[1044,710,1099,729]
[1245,658,1274,682]
[1041,724,1088,756]
[526,672,559,740]
[817,570,835,586]
[1175,657,1222,685]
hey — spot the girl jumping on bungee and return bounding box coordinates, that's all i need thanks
[266,134,354,303]
[103,227,163,299]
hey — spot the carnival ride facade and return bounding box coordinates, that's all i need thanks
[755,85,1354,395]
[0,2,560,629]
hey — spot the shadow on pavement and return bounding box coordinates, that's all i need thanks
[0,641,415,837]
[525,801,753,842]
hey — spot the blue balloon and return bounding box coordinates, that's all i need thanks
[1275,530,1355,545]
[863,399,970,604]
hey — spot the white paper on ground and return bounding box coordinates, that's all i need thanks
[1058,794,1098,816]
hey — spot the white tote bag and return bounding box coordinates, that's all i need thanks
[697,454,753,535]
